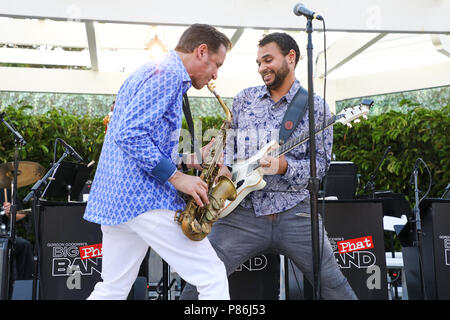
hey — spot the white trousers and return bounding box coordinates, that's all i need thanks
[87,209,229,300]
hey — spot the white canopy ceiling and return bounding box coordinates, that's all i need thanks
[0,0,449,110]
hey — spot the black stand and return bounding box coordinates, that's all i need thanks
[23,151,70,300]
[162,261,169,300]
[305,18,321,300]
[363,146,391,199]
[441,183,450,199]
[411,163,427,299]
[42,161,92,201]
[156,260,177,300]
[0,111,26,299]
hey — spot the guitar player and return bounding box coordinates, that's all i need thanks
[180,32,357,300]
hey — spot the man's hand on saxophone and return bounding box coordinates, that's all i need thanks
[179,137,222,171]
[169,171,209,207]
[215,165,231,183]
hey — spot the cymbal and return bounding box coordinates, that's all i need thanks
[0,161,45,189]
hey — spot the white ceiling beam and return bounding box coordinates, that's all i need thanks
[315,33,387,78]
[0,18,87,48]
[0,47,90,66]
[85,21,98,70]
[0,18,155,50]
[0,0,448,34]
[333,61,450,101]
[0,67,126,94]
[1,60,448,101]
[230,28,245,47]
[431,34,450,58]
[0,66,259,98]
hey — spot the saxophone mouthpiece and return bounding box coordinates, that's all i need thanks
[207,81,217,93]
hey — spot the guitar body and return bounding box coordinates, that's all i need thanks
[218,168,265,218]
[218,140,275,218]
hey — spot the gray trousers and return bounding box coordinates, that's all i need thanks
[180,201,357,300]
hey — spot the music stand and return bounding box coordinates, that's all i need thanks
[322,161,358,200]
[42,161,92,202]
[374,191,411,218]
[358,191,411,218]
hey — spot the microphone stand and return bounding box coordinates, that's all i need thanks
[305,18,321,300]
[23,149,70,300]
[363,146,391,199]
[0,112,26,299]
[441,183,450,199]
[411,162,427,299]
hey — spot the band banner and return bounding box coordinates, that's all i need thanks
[39,201,102,300]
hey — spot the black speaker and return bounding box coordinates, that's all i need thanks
[284,201,388,300]
[326,200,388,300]
[38,201,102,300]
[322,161,358,200]
[398,199,450,299]
[228,254,280,300]
[0,237,10,300]
[323,200,388,299]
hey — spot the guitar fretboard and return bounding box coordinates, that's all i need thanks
[268,114,338,158]
[241,115,339,174]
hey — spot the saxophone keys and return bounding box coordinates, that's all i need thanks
[201,222,211,234]
[191,219,202,233]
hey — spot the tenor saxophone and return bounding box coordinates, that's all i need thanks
[174,83,237,241]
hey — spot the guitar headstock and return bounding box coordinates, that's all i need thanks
[336,100,373,127]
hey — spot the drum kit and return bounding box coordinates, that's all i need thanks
[0,161,45,230]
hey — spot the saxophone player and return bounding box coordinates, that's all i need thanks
[83,24,232,300]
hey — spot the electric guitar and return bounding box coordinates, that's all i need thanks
[218,103,371,218]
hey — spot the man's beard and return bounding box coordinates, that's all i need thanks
[263,60,290,90]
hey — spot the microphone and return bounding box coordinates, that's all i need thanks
[58,138,84,163]
[363,145,391,194]
[442,183,450,199]
[409,158,420,185]
[383,145,391,157]
[293,3,323,20]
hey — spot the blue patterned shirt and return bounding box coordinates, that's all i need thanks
[225,79,333,216]
[84,50,190,225]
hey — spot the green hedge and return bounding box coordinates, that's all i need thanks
[0,104,105,172]
[1,103,449,244]
[333,104,449,203]
[1,103,448,203]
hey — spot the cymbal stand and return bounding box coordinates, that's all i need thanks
[0,111,27,299]
[24,149,70,300]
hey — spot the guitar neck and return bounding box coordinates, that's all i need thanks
[242,115,339,174]
[269,115,337,158]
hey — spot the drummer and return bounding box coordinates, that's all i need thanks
[1,194,27,221]
[1,189,34,281]
[0,160,45,223]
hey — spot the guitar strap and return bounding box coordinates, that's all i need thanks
[278,86,309,145]
[182,93,203,167]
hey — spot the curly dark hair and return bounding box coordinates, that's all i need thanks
[175,24,232,54]
[258,32,300,66]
